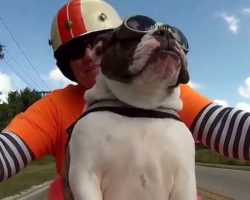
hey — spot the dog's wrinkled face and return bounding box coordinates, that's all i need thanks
[90,26,189,109]
[94,27,189,88]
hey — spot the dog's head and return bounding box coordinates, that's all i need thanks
[90,15,189,109]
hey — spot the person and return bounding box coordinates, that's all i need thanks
[0,0,249,199]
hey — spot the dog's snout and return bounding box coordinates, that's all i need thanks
[153,28,177,41]
[153,29,168,37]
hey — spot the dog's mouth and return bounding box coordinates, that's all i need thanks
[155,48,181,75]
[133,46,181,76]
[158,37,183,60]
[126,44,183,90]
[160,49,180,61]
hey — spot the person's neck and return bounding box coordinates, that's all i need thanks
[77,83,90,91]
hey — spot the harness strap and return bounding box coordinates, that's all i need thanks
[65,106,182,152]
[85,106,181,120]
[67,106,181,135]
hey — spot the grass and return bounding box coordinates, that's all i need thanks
[196,148,250,166]
[0,157,57,199]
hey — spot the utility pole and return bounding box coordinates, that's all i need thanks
[0,43,4,60]
[0,91,3,104]
[36,91,50,97]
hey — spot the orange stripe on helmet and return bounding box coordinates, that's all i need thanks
[57,2,73,45]
[68,0,87,38]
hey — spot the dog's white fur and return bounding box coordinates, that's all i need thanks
[67,33,196,200]
[129,34,161,74]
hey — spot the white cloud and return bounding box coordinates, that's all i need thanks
[0,67,76,103]
[213,99,250,112]
[238,77,250,98]
[9,74,27,90]
[213,99,228,107]
[48,67,76,89]
[188,81,203,89]
[243,8,250,14]
[219,13,240,34]
[236,102,250,111]
[0,71,13,103]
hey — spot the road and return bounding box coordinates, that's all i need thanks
[18,185,49,200]
[8,166,250,200]
[3,181,51,200]
[196,166,250,200]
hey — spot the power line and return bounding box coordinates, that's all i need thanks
[4,49,43,90]
[0,16,50,90]
[3,59,32,88]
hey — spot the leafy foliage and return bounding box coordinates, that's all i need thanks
[0,88,42,131]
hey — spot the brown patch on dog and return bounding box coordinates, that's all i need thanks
[140,174,147,188]
[94,32,140,83]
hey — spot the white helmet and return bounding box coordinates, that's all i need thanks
[50,0,122,52]
[49,0,122,81]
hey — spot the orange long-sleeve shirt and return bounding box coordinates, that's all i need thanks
[6,84,86,175]
[6,84,211,175]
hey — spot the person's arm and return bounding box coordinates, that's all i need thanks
[0,130,34,181]
[190,103,250,160]
[179,84,250,160]
[0,93,59,181]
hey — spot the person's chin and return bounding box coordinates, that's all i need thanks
[79,69,100,89]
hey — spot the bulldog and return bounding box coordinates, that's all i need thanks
[64,15,196,200]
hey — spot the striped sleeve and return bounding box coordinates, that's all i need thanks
[0,130,34,181]
[191,103,250,160]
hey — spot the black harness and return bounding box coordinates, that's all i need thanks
[67,106,181,135]
[65,105,182,152]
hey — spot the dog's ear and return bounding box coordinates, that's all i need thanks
[93,30,116,56]
[178,51,189,84]
[178,66,189,84]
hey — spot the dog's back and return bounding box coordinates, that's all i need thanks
[68,110,196,200]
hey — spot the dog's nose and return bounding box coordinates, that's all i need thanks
[153,29,178,40]
[153,29,168,36]
[153,29,169,37]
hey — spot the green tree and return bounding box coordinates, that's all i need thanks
[0,88,42,130]
[0,103,10,131]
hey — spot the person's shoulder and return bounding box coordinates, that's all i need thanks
[45,84,86,104]
[48,84,84,97]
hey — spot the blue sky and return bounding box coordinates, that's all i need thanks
[0,0,250,110]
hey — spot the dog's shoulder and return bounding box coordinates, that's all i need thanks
[159,86,183,111]
[86,73,183,112]
[84,74,116,107]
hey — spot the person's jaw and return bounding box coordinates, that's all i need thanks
[77,67,100,89]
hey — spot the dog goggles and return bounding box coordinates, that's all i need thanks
[116,15,189,53]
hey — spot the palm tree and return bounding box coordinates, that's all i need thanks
[0,43,4,60]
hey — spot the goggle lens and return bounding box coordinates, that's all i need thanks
[169,26,189,52]
[120,15,189,53]
[126,15,156,32]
